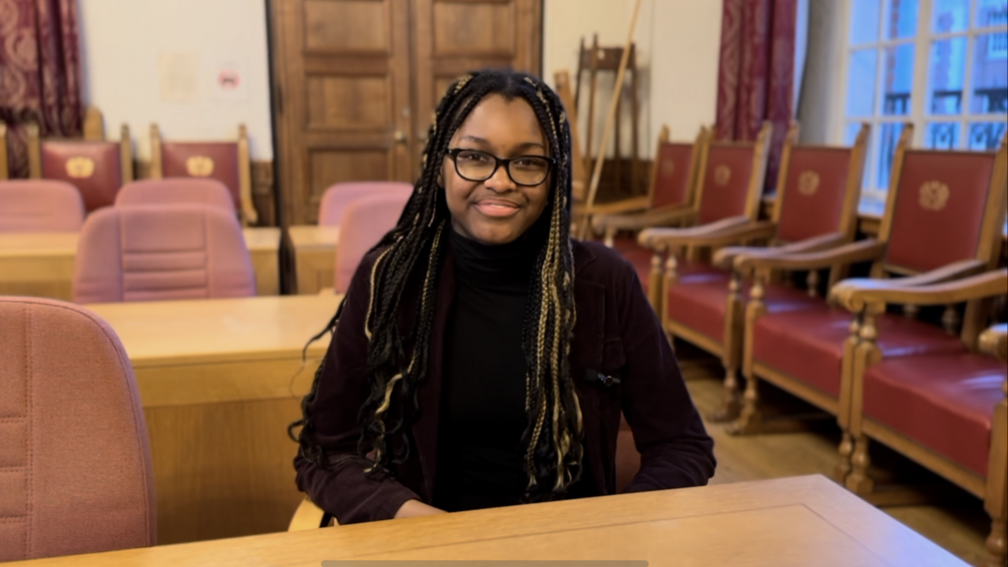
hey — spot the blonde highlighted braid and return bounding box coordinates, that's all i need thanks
[293,69,583,502]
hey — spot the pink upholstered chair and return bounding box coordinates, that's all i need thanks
[73,204,257,303]
[317,181,414,226]
[0,296,156,561]
[334,193,410,293]
[0,180,84,233]
[114,178,235,213]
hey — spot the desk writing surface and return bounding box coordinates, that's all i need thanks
[7,476,966,567]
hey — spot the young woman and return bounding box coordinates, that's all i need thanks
[293,69,715,524]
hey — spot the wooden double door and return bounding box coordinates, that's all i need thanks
[270,0,543,226]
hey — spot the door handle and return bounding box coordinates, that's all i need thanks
[394,130,407,144]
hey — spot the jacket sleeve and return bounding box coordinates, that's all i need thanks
[293,252,420,524]
[615,263,717,492]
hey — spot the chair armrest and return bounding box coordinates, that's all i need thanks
[734,239,887,275]
[288,496,331,530]
[583,195,651,216]
[829,266,1006,313]
[592,204,695,233]
[637,220,776,251]
[979,323,1008,363]
[638,216,753,248]
[713,232,847,269]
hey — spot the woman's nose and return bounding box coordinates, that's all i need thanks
[484,163,516,192]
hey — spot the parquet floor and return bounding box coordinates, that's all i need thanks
[677,343,991,567]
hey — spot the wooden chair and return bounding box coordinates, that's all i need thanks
[150,123,257,226]
[26,121,132,212]
[730,128,1008,438]
[288,497,333,530]
[0,121,8,179]
[831,273,1007,567]
[638,122,870,421]
[591,124,709,246]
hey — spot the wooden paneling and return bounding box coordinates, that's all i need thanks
[306,75,392,129]
[303,0,391,53]
[432,1,516,56]
[308,149,390,201]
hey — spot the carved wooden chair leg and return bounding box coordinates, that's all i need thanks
[834,432,855,484]
[710,273,745,422]
[845,434,875,495]
[987,516,1007,567]
[708,367,742,423]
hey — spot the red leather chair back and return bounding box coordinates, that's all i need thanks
[115,178,235,213]
[650,142,695,209]
[334,193,410,293]
[317,181,414,226]
[776,147,854,243]
[696,144,757,225]
[0,180,84,233]
[73,204,256,303]
[0,296,155,561]
[40,141,124,212]
[159,142,242,210]
[885,150,997,273]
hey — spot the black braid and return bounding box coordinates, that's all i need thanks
[292,69,582,502]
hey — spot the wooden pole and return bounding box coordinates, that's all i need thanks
[583,0,642,231]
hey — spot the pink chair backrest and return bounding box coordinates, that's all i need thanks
[334,193,410,293]
[0,296,155,561]
[0,180,84,233]
[115,179,235,213]
[73,204,256,303]
[318,181,414,226]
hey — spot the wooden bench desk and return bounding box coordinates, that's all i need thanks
[85,294,342,545]
[6,475,967,566]
[0,227,281,299]
[287,225,340,295]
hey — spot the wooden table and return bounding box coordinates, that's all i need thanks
[85,294,342,545]
[0,227,281,299]
[7,475,967,566]
[287,225,339,295]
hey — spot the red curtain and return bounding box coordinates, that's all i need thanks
[715,0,797,193]
[0,0,83,177]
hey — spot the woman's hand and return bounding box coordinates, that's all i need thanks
[394,499,447,519]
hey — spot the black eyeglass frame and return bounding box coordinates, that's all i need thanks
[445,148,556,187]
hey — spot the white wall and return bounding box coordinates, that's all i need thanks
[543,0,722,157]
[78,0,274,160]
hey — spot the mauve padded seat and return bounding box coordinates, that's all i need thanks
[863,353,1006,477]
[334,193,410,293]
[0,297,155,561]
[73,204,256,303]
[752,309,966,398]
[0,180,84,233]
[115,178,235,212]
[317,181,414,226]
[666,278,821,343]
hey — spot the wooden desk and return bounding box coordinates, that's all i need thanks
[85,294,342,545]
[7,476,967,566]
[0,228,280,299]
[288,225,340,295]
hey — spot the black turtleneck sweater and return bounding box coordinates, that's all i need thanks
[432,227,539,512]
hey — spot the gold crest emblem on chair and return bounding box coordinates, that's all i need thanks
[714,164,732,187]
[798,170,819,196]
[918,180,950,211]
[65,157,96,179]
[186,156,215,177]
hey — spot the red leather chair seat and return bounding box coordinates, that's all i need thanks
[752,309,965,397]
[609,236,725,293]
[863,353,1005,477]
[667,277,822,343]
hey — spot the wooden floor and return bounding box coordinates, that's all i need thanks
[677,342,991,567]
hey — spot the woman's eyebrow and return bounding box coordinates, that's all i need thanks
[459,135,546,151]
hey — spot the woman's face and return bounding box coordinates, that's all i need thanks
[442,94,550,245]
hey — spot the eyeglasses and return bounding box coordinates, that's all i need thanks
[446,148,554,187]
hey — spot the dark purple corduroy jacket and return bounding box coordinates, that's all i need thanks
[294,238,715,524]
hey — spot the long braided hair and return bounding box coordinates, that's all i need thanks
[293,69,583,501]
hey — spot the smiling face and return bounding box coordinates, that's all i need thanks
[442,94,551,245]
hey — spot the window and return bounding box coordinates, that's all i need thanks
[838,0,1008,207]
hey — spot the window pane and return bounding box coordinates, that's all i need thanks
[876,123,905,190]
[880,44,914,115]
[967,121,1008,149]
[927,37,967,115]
[847,49,879,116]
[925,122,961,148]
[932,0,970,33]
[970,33,1008,114]
[851,0,882,45]
[975,0,1008,28]
[846,122,872,190]
[884,0,918,39]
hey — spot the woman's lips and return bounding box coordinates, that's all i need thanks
[474,200,521,218]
